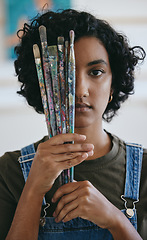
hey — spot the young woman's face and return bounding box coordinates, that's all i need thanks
[74,37,112,129]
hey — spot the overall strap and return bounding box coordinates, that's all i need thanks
[124,143,143,200]
[121,142,143,229]
[18,143,46,205]
[19,144,36,182]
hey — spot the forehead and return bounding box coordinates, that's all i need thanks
[74,37,109,65]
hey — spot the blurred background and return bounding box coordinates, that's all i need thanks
[0,0,147,156]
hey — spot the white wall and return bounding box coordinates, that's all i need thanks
[0,0,147,156]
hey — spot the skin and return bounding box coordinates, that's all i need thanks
[74,37,112,158]
[6,37,142,240]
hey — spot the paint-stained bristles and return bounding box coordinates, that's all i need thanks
[57,36,64,46]
[33,44,40,58]
[69,30,74,45]
[39,25,47,43]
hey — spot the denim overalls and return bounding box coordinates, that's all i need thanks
[19,141,143,239]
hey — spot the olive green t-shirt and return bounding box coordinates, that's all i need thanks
[0,133,147,239]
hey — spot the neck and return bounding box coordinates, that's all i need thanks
[75,122,112,160]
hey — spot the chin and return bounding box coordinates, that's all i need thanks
[75,119,93,129]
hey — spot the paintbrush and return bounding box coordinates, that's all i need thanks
[48,45,62,135]
[33,44,52,139]
[39,25,57,136]
[68,30,75,182]
[57,36,66,134]
[65,40,69,133]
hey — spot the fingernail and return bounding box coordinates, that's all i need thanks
[79,135,86,140]
[52,198,55,203]
[88,150,94,156]
[84,144,94,150]
[82,153,88,158]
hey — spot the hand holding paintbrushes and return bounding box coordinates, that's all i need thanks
[33,26,75,185]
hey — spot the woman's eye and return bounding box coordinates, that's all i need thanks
[90,70,103,76]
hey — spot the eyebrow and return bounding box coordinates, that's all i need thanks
[87,59,107,66]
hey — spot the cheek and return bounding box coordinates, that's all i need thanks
[91,79,112,113]
[92,82,111,103]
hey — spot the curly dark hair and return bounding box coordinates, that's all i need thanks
[14,9,146,122]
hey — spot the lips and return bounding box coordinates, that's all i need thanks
[75,102,92,112]
[76,103,90,108]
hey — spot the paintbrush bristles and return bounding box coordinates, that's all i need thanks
[57,36,64,45]
[39,25,47,43]
[69,30,75,45]
[33,44,41,59]
[48,46,57,56]
[65,40,69,48]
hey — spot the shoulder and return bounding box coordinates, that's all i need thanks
[111,132,147,182]
[0,150,21,177]
[108,132,126,152]
[110,132,147,156]
[109,132,147,167]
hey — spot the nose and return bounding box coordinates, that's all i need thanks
[75,72,89,99]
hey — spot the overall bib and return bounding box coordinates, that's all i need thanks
[19,142,143,239]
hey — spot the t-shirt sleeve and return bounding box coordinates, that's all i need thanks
[0,151,24,240]
[0,174,17,239]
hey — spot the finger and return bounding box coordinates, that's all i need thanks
[41,133,87,147]
[52,182,80,203]
[53,188,79,218]
[61,152,88,170]
[38,143,94,155]
[62,207,80,223]
[54,199,79,223]
[55,150,94,162]
[41,142,94,154]
[35,149,92,169]
[34,149,90,177]
[35,149,88,162]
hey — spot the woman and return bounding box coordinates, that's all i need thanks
[0,9,146,240]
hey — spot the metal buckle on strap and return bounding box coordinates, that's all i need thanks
[121,195,139,218]
[18,153,36,163]
[39,203,50,227]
